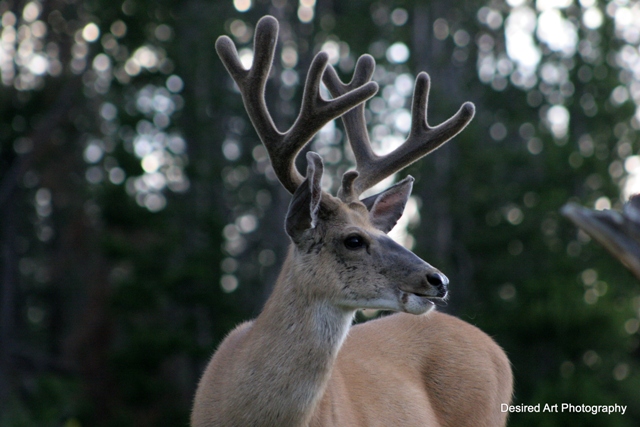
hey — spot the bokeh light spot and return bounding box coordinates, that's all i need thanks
[82,23,100,42]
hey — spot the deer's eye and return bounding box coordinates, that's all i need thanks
[344,234,366,250]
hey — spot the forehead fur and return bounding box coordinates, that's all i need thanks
[347,201,369,216]
[322,197,371,229]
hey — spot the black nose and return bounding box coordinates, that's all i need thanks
[427,272,448,295]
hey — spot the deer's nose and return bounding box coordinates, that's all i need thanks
[426,272,445,286]
[426,272,448,297]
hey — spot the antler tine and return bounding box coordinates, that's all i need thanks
[216,16,378,194]
[323,55,377,200]
[324,61,475,198]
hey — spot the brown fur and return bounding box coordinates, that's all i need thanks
[312,312,512,427]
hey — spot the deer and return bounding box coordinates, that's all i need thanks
[192,15,513,427]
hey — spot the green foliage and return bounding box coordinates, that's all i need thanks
[0,376,81,427]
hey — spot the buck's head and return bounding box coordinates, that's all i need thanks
[284,152,448,314]
[216,16,474,315]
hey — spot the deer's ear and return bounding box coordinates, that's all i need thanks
[286,152,324,242]
[361,176,414,233]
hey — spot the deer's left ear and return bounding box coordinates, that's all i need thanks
[361,176,414,233]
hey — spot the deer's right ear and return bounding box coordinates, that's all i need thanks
[361,176,414,233]
[285,152,324,243]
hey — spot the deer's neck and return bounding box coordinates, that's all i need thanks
[240,249,354,426]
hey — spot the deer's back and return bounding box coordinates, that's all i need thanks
[313,311,512,427]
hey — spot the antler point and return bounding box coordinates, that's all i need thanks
[257,15,279,30]
[461,102,476,119]
[339,170,360,202]
[316,51,329,64]
[359,81,379,98]
[358,54,375,68]
[306,151,322,163]
[215,35,233,51]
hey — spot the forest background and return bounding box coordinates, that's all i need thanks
[0,0,639,426]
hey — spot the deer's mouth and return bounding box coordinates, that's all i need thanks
[398,287,449,314]
[398,291,440,315]
[411,294,447,309]
[401,289,447,301]
[399,287,448,301]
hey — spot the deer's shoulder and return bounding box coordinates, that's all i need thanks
[214,321,254,359]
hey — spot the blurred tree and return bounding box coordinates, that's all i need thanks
[0,0,638,426]
[0,0,237,425]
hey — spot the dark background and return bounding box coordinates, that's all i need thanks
[0,0,639,425]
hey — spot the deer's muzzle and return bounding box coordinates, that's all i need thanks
[377,235,448,301]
